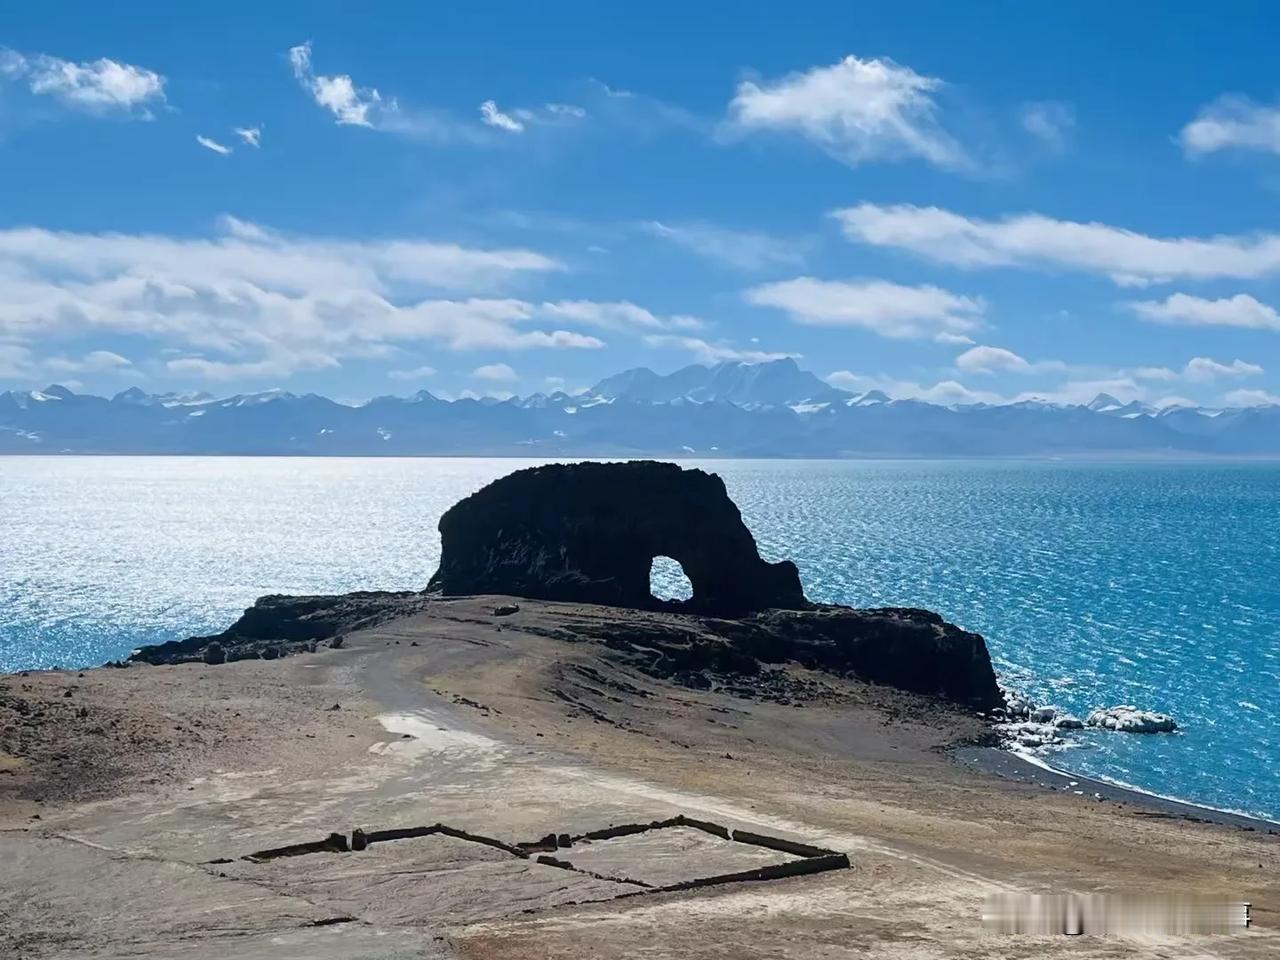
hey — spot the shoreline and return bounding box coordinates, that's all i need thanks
[955,744,1280,833]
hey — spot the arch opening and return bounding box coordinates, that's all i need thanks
[649,555,693,603]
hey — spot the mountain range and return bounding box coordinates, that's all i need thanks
[3,358,1280,457]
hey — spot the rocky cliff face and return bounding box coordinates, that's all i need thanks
[428,461,807,616]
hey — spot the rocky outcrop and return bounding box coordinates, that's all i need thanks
[131,460,1003,711]
[527,605,1003,710]
[427,461,807,616]
[130,590,430,665]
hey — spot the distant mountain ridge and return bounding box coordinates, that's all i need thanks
[3,358,1279,457]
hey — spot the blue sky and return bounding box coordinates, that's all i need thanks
[5,1,1280,407]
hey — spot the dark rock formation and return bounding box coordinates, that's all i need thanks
[130,460,1001,710]
[130,590,430,665]
[428,461,806,616]
[528,605,1002,710]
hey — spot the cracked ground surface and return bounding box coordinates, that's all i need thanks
[2,596,1278,958]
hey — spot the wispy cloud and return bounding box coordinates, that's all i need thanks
[826,369,1004,405]
[643,220,806,271]
[1127,293,1280,330]
[196,134,232,156]
[388,364,437,381]
[1135,357,1263,382]
[480,100,524,132]
[1,47,165,116]
[1181,95,1280,157]
[746,277,983,341]
[234,125,262,147]
[726,55,966,170]
[1224,388,1280,407]
[834,203,1280,285]
[538,300,704,332]
[643,334,796,364]
[288,41,485,143]
[289,41,381,127]
[1020,101,1075,151]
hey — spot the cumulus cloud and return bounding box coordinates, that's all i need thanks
[956,345,1029,374]
[643,221,805,271]
[1224,388,1280,407]
[1181,96,1280,156]
[727,55,965,169]
[196,135,232,155]
[0,218,597,382]
[480,100,523,132]
[1020,101,1075,151]
[746,277,983,340]
[834,203,1280,285]
[473,362,517,381]
[642,335,796,364]
[1127,293,1280,330]
[234,126,262,147]
[1,48,165,115]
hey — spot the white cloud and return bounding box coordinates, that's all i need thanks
[289,41,382,127]
[196,135,232,156]
[545,103,586,119]
[1020,101,1075,151]
[1224,388,1280,407]
[1,48,165,115]
[643,221,805,271]
[956,345,1028,373]
[44,350,133,373]
[834,203,1280,285]
[388,365,437,381]
[1135,357,1264,382]
[1181,96,1280,156]
[643,335,796,364]
[727,55,965,169]
[1127,293,1280,330]
[473,362,517,381]
[480,100,524,132]
[234,126,262,147]
[166,355,338,381]
[745,276,983,340]
[0,219,590,381]
[826,369,1004,405]
[538,300,704,332]
[0,343,35,379]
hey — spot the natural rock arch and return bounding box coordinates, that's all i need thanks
[428,461,808,616]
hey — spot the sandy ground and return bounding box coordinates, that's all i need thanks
[1,595,1276,959]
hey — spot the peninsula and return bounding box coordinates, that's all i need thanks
[1,462,1276,959]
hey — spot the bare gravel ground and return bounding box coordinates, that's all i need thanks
[2,596,1277,959]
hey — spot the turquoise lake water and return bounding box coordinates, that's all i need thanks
[3,456,1278,820]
